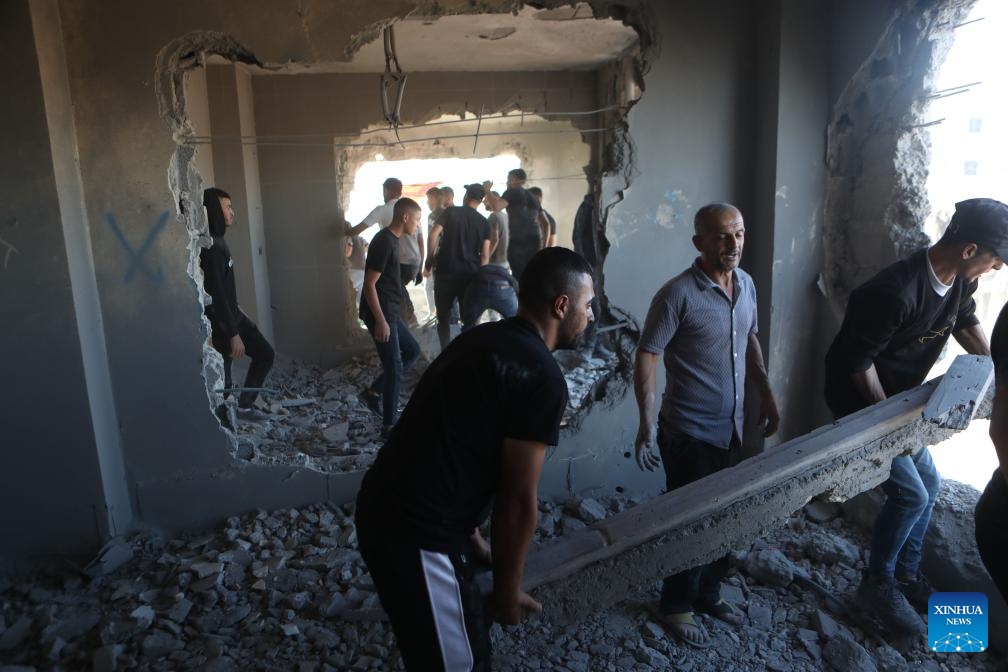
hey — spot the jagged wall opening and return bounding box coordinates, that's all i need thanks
[822,0,976,315]
[154,2,655,470]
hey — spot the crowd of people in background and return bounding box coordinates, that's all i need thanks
[343,168,604,434]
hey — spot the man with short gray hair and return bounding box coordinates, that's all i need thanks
[634,202,778,648]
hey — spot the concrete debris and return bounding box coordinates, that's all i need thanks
[803,528,861,566]
[0,487,1003,671]
[804,499,841,524]
[743,549,795,587]
[83,537,135,578]
[823,637,878,672]
[226,350,615,473]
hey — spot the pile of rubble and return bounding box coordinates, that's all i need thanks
[1,486,1003,671]
[228,346,618,473]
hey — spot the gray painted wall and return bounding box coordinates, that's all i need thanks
[0,0,109,554]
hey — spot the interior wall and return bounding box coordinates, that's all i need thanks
[1,0,110,555]
[251,70,597,364]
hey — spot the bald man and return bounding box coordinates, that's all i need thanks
[633,203,779,649]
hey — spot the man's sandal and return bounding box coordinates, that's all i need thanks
[696,598,744,626]
[660,611,712,648]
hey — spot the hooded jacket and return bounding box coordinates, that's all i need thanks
[200,189,241,340]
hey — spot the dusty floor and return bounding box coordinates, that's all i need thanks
[0,487,1003,671]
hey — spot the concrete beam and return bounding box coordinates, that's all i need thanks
[524,356,988,623]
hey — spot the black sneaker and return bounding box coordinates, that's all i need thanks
[357,389,382,418]
[897,572,934,613]
[236,406,270,423]
[854,571,925,635]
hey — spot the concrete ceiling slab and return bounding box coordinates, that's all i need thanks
[254,4,638,74]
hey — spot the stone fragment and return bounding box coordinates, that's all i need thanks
[323,423,349,443]
[814,608,840,640]
[873,644,907,672]
[822,637,877,672]
[744,549,795,587]
[281,623,301,637]
[130,605,155,630]
[561,516,587,534]
[576,498,608,523]
[747,602,773,630]
[191,562,223,579]
[92,644,124,672]
[803,529,860,565]
[804,500,841,523]
[797,627,821,661]
[141,631,184,658]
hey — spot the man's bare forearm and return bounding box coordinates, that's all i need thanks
[851,364,887,405]
[954,323,991,357]
[634,350,659,428]
[746,332,772,394]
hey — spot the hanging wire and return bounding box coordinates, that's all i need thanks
[380,24,408,148]
[186,104,624,145]
[184,125,614,148]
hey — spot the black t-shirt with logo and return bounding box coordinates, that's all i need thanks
[434,205,491,277]
[359,227,402,326]
[824,249,979,418]
[356,317,568,551]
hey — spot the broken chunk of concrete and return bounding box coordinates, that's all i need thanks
[576,498,608,523]
[83,537,134,578]
[803,529,860,566]
[823,637,877,672]
[130,605,155,630]
[190,561,223,579]
[744,549,795,587]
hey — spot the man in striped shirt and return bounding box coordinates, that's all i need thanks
[634,202,779,648]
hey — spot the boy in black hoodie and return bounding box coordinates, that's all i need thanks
[200,188,275,429]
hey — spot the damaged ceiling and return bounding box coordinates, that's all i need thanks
[253,4,639,73]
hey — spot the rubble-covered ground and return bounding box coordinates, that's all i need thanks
[1,489,1004,671]
[227,342,618,473]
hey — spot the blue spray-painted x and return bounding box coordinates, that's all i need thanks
[105,211,169,284]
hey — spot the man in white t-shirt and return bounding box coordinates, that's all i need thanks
[346,178,424,324]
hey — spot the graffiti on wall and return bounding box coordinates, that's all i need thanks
[106,211,169,284]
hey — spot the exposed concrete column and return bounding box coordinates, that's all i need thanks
[29,0,133,541]
[184,67,216,190]
[234,65,273,343]
[205,64,271,336]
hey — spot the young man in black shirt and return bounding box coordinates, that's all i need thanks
[978,300,1008,606]
[485,169,548,284]
[356,247,595,671]
[359,198,423,434]
[528,186,556,248]
[425,184,491,350]
[200,188,275,430]
[825,197,1008,634]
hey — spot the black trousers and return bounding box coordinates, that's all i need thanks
[434,273,474,350]
[211,314,274,408]
[976,469,1008,602]
[658,428,742,614]
[356,512,490,671]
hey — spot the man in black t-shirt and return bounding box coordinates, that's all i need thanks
[425,184,491,350]
[359,198,423,433]
[528,186,556,247]
[356,247,595,672]
[825,197,1008,635]
[977,300,1008,606]
[485,169,548,284]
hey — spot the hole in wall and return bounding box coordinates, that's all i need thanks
[157,2,653,473]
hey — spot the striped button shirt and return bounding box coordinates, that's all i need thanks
[638,260,758,448]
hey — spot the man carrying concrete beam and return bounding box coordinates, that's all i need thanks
[200,187,275,430]
[355,247,595,671]
[346,177,424,326]
[633,202,779,648]
[825,197,1008,636]
[978,299,1008,605]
